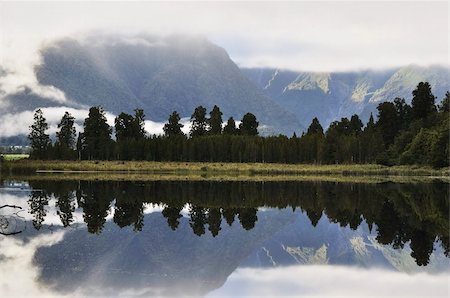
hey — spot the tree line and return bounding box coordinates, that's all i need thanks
[23,179,449,266]
[28,82,449,167]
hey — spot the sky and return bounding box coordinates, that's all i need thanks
[0,1,449,137]
[0,1,448,72]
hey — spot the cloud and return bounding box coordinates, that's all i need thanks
[0,231,65,297]
[0,1,447,75]
[208,265,450,297]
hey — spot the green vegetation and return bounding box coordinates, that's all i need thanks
[2,160,448,178]
[0,154,29,161]
[24,82,449,168]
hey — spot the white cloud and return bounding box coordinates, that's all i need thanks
[208,265,450,297]
[0,1,447,75]
[0,107,188,138]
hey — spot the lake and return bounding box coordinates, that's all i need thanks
[0,178,448,297]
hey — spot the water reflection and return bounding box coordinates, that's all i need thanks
[0,179,449,296]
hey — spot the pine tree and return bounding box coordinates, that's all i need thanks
[239,113,259,136]
[190,106,208,137]
[56,112,76,149]
[82,106,113,160]
[28,109,51,159]
[163,111,184,137]
[223,117,238,135]
[208,105,223,135]
[307,117,324,135]
[411,82,436,121]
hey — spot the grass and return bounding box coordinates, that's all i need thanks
[1,159,448,179]
[0,154,30,161]
[9,172,448,184]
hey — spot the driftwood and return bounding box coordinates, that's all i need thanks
[0,205,24,235]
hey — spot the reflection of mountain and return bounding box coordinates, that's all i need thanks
[240,212,450,274]
[13,179,449,268]
[33,210,297,297]
[32,207,449,297]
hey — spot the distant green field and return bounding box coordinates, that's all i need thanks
[1,154,29,161]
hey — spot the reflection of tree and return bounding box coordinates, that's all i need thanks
[24,179,449,266]
[77,182,113,234]
[376,200,405,248]
[162,206,183,231]
[189,205,207,236]
[410,228,435,266]
[55,193,75,227]
[222,208,237,226]
[207,208,221,237]
[28,191,49,230]
[238,208,258,230]
[114,197,144,232]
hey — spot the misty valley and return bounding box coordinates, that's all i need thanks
[0,178,448,296]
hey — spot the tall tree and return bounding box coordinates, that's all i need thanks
[393,97,411,129]
[56,112,76,148]
[115,112,135,141]
[190,106,208,137]
[223,117,238,135]
[376,102,398,146]
[307,117,324,135]
[438,91,449,113]
[239,113,259,136]
[411,82,436,121]
[82,106,113,160]
[163,111,184,137]
[115,109,146,141]
[208,105,223,135]
[349,114,363,135]
[28,109,51,159]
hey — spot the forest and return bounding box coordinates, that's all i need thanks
[25,82,449,168]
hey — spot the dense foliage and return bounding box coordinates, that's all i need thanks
[28,82,449,168]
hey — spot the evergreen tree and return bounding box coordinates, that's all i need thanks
[393,97,411,129]
[115,109,146,141]
[438,91,449,113]
[55,111,77,159]
[376,102,398,146]
[190,106,208,137]
[223,117,238,135]
[28,109,51,159]
[349,114,363,135]
[115,112,135,141]
[411,82,436,121]
[239,113,259,135]
[208,105,223,135]
[163,111,184,137]
[56,112,76,148]
[307,117,324,135]
[82,106,113,160]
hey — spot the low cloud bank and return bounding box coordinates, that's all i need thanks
[0,107,191,139]
[209,265,450,297]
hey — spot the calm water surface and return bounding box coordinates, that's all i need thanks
[0,179,448,297]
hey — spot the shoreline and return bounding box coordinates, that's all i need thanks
[1,160,448,179]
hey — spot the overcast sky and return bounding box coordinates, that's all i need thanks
[0,1,449,72]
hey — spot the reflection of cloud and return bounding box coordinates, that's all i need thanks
[209,265,450,297]
[0,231,65,297]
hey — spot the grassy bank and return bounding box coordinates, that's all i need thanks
[1,159,448,178]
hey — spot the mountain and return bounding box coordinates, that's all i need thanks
[0,35,302,135]
[242,65,450,128]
